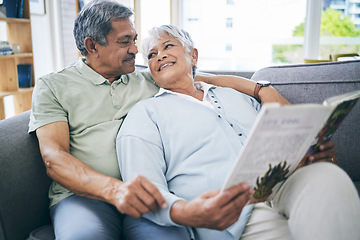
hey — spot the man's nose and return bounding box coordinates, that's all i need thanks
[128,42,138,54]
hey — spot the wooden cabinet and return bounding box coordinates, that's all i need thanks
[0,0,34,120]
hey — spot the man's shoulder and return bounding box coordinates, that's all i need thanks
[131,67,152,80]
[38,63,79,83]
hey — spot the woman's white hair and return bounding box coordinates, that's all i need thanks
[142,25,195,63]
[142,25,197,77]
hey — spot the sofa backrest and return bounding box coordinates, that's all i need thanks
[0,111,52,240]
[251,60,360,193]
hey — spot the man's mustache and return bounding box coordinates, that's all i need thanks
[123,54,136,62]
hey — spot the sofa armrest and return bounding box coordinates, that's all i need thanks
[0,111,52,240]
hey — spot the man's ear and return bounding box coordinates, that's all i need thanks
[84,37,98,55]
[190,48,198,66]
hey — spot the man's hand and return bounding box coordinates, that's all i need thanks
[195,75,290,106]
[111,175,167,218]
[170,183,253,230]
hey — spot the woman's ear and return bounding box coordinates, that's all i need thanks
[84,37,98,55]
[190,48,198,67]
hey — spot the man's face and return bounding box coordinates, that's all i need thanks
[95,18,138,78]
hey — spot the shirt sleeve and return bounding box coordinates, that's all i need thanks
[29,76,68,133]
[116,102,183,227]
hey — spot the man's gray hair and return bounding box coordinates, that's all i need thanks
[142,25,197,77]
[74,0,133,56]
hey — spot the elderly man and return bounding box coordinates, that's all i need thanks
[29,0,333,239]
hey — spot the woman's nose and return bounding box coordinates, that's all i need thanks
[157,52,167,61]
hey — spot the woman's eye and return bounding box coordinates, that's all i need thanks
[148,53,155,60]
[164,44,174,49]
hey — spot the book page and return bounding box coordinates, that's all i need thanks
[222,103,332,200]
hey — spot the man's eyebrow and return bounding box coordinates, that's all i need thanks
[118,34,138,41]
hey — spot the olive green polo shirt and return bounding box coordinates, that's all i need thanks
[29,58,159,207]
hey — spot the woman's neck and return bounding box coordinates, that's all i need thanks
[170,82,204,101]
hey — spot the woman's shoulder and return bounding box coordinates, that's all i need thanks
[126,95,170,118]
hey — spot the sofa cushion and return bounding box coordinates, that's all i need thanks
[0,111,52,240]
[27,224,54,240]
[251,60,360,194]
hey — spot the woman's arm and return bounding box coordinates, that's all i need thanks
[195,75,290,105]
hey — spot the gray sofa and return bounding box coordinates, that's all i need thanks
[0,60,359,240]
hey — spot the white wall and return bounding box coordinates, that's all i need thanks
[30,0,63,81]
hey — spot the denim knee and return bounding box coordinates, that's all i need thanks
[50,195,123,240]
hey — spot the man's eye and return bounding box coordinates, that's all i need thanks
[121,41,130,45]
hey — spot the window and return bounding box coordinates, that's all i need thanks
[226,44,232,51]
[227,0,235,5]
[319,1,360,60]
[133,0,359,70]
[226,18,233,28]
[135,0,171,65]
[182,0,307,71]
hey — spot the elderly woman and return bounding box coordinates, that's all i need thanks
[116,25,360,240]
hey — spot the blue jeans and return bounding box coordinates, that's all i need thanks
[50,194,191,240]
[123,215,191,240]
[50,195,123,240]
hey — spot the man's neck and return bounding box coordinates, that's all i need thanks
[84,58,122,83]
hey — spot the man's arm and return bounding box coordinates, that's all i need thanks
[195,75,290,105]
[170,183,253,230]
[36,121,167,218]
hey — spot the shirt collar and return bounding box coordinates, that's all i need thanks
[155,81,215,100]
[75,57,128,85]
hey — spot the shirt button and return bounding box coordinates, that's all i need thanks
[218,106,221,109]
[218,115,221,118]
[211,96,215,98]
[238,133,242,136]
[230,124,233,127]
[214,100,218,103]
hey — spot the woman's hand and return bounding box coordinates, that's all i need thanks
[298,139,338,169]
[170,183,253,230]
[308,139,338,164]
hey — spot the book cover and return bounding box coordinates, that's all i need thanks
[222,90,360,201]
[3,0,18,18]
[17,0,23,18]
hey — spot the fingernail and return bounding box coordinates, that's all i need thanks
[161,202,168,209]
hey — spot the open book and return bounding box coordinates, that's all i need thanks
[222,90,360,201]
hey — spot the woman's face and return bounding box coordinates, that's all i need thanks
[147,34,197,89]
